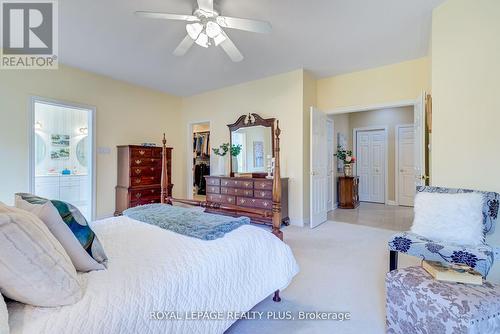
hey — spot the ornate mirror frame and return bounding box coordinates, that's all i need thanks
[228,113,276,177]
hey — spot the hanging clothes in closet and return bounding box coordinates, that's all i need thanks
[193,131,211,195]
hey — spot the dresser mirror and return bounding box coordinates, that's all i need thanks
[228,113,275,177]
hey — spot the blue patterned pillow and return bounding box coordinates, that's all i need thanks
[16,193,107,264]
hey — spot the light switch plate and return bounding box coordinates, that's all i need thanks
[97,147,111,154]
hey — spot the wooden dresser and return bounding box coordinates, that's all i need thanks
[204,176,289,225]
[115,145,173,215]
[337,176,360,209]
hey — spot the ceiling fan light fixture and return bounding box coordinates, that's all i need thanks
[186,22,203,40]
[205,21,222,39]
[195,32,209,48]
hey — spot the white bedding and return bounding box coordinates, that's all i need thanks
[7,216,299,334]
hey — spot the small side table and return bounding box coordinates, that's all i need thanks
[337,176,360,209]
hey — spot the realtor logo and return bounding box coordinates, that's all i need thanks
[1,0,58,69]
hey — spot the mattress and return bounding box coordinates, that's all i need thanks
[7,216,299,334]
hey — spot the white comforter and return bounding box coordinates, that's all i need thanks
[7,216,299,334]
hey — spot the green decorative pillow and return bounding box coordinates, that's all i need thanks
[15,193,107,271]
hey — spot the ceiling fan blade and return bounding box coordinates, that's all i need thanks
[197,0,213,12]
[173,35,195,56]
[135,11,199,22]
[216,16,272,34]
[219,32,244,62]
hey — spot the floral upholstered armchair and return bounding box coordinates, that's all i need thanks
[388,186,500,277]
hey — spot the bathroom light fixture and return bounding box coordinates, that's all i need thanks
[34,121,43,130]
[79,127,88,134]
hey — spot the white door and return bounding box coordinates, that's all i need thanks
[398,125,415,206]
[327,119,334,211]
[310,107,328,228]
[356,130,386,203]
[414,93,427,187]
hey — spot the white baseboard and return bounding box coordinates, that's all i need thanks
[386,201,398,206]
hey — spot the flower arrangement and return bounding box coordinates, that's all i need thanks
[212,143,242,157]
[334,146,356,164]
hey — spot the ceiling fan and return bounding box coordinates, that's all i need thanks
[135,0,272,62]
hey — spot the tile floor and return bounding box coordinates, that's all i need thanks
[328,202,413,232]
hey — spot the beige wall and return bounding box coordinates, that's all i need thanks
[181,70,307,225]
[302,71,317,223]
[317,57,431,111]
[0,65,183,218]
[431,0,500,282]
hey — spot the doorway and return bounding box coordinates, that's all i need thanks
[190,122,211,201]
[29,97,95,221]
[354,128,388,204]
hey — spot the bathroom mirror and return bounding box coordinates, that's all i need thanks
[34,133,46,166]
[76,136,88,167]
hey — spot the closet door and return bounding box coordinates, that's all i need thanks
[356,130,386,203]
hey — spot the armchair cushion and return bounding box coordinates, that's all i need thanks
[417,186,500,235]
[388,232,494,277]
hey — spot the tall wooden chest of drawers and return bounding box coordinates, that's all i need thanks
[204,176,289,225]
[337,176,360,209]
[115,145,173,215]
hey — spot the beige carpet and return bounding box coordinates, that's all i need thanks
[226,221,419,334]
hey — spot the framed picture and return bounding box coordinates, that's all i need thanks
[51,134,70,147]
[253,141,264,168]
[51,148,70,160]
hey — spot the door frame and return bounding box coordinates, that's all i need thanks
[28,96,97,220]
[395,123,415,206]
[186,120,211,200]
[352,126,389,204]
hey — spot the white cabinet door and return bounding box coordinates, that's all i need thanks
[356,130,386,203]
[398,125,415,206]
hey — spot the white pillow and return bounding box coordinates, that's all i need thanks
[0,293,8,334]
[0,204,82,307]
[15,197,105,272]
[411,192,485,246]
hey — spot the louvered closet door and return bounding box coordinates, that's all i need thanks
[356,130,386,203]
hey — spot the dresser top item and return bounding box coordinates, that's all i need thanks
[117,145,173,149]
[338,176,359,179]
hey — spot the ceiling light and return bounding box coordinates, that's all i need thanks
[186,22,203,40]
[195,32,209,48]
[205,21,222,39]
[213,32,226,46]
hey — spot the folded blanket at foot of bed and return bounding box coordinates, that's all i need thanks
[123,204,249,240]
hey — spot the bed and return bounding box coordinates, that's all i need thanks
[7,215,299,334]
[7,124,298,333]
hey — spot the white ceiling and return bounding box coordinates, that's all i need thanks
[60,0,444,96]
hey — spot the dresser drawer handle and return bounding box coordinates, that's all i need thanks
[135,159,142,165]
[252,199,256,203]
[245,182,250,187]
[228,198,233,203]
[135,178,141,184]
[135,193,142,199]
[135,169,141,174]
[261,184,266,188]
[151,189,156,193]
[150,167,155,172]
[150,177,155,180]
[264,202,269,207]
[235,189,239,194]
[261,192,265,196]
[139,150,146,155]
